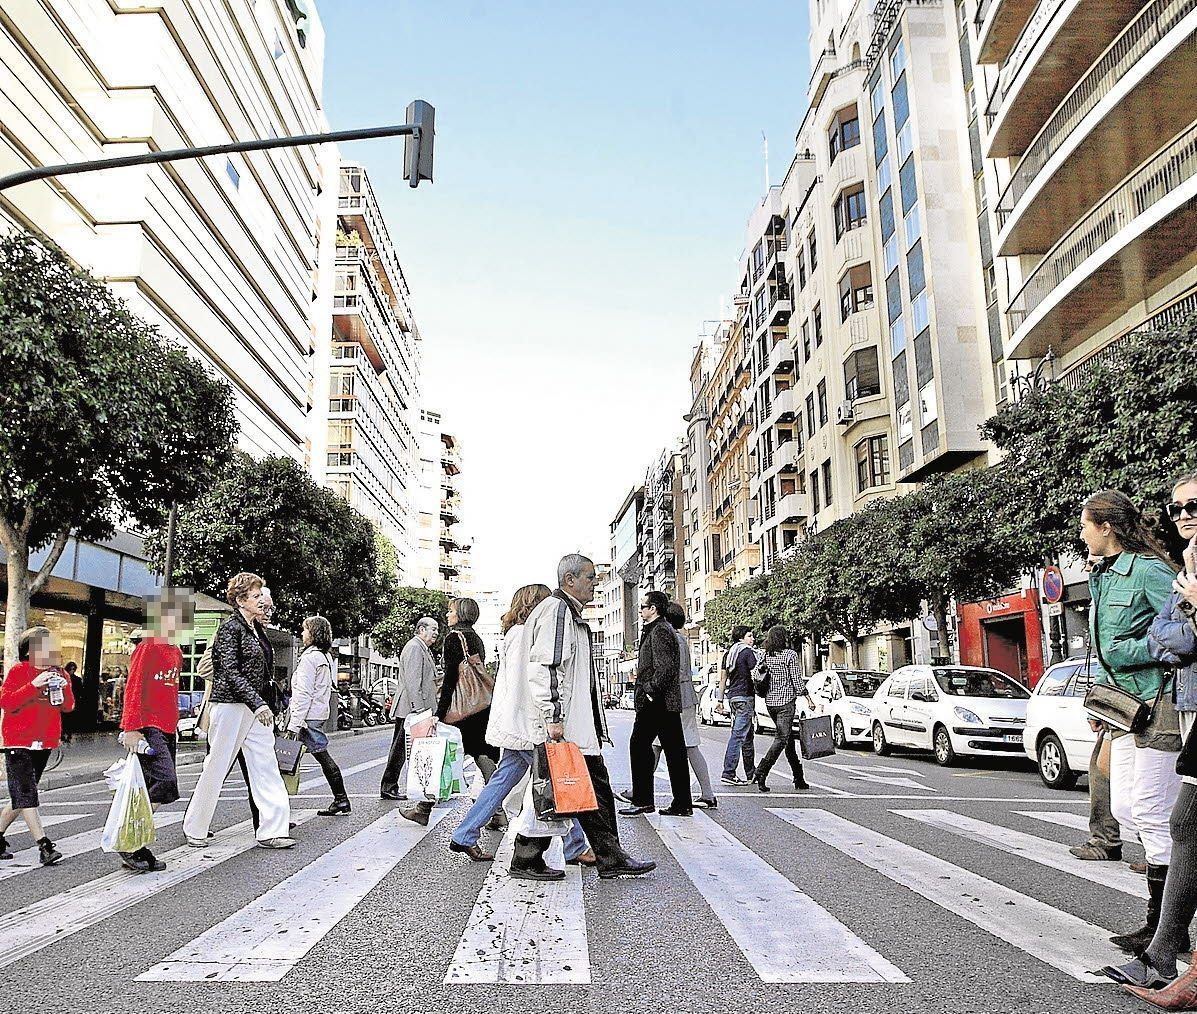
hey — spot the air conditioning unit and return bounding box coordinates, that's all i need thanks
[835,401,855,425]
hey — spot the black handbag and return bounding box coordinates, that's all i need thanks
[531,743,558,821]
[1083,578,1168,733]
[798,715,836,760]
[274,734,304,776]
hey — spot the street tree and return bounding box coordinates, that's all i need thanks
[371,586,451,659]
[144,452,395,637]
[703,573,778,649]
[0,231,237,669]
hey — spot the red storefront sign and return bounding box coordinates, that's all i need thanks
[956,590,1045,688]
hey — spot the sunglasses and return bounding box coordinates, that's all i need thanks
[1167,498,1197,522]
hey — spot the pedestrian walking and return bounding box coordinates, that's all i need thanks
[448,583,590,867]
[620,590,692,817]
[470,555,654,880]
[287,616,349,816]
[750,626,812,792]
[1068,723,1124,862]
[1102,475,1197,999]
[400,597,499,826]
[379,617,439,801]
[182,572,294,850]
[0,626,73,866]
[61,661,84,742]
[114,588,192,872]
[1077,491,1180,959]
[719,626,758,785]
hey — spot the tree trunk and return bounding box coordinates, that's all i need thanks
[3,532,30,675]
[934,598,952,662]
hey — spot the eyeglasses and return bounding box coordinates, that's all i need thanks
[639,603,651,610]
[1167,498,1197,521]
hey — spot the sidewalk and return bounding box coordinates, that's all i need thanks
[2,725,391,793]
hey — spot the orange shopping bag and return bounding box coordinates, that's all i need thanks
[540,740,599,817]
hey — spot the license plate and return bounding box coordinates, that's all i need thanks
[1005,733,1023,744]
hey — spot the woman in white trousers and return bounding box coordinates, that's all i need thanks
[183,572,293,848]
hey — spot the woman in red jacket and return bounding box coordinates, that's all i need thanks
[0,626,74,866]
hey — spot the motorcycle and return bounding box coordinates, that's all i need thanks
[336,690,354,731]
[357,691,387,727]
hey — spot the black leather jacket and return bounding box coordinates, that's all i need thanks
[210,612,272,712]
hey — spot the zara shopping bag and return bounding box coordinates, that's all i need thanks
[798,715,836,760]
[100,754,156,854]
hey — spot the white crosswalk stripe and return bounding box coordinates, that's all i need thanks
[771,808,1116,982]
[1016,810,1091,833]
[139,808,450,982]
[648,810,908,982]
[895,809,1148,898]
[0,812,316,970]
[445,832,589,985]
[0,813,184,881]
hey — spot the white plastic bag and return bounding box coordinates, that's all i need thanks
[438,723,465,795]
[511,780,572,838]
[100,752,156,854]
[407,736,449,802]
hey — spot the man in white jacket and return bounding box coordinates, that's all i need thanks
[448,555,655,881]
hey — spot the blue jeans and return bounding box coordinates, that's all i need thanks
[722,698,756,779]
[451,747,587,859]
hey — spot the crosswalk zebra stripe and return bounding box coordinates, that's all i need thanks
[0,811,316,970]
[139,807,450,982]
[894,809,1148,899]
[648,811,908,983]
[1016,810,1091,833]
[1,812,89,834]
[0,813,184,882]
[444,833,589,985]
[772,808,1116,982]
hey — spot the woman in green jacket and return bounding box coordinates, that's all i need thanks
[1082,490,1180,959]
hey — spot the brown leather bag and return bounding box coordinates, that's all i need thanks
[444,631,495,724]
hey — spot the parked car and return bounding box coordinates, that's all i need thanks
[1023,656,1100,789]
[603,692,620,708]
[177,690,204,740]
[805,669,889,748]
[753,693,813,735]
[619,689,635,710]
[870,664,1031,766]
[697,684,732,727]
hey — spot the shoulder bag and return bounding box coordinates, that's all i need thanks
[751,653,771,696]
[444,631,496,725]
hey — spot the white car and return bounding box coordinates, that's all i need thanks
[753,693,813,735]
[619,689,635,710]
[1024,657,1100,789]
[697,684,732,727]
[870,664,1031,766]
[805,669,888,748]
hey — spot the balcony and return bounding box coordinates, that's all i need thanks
[809,46,837,104]
[772,388,798,425]
[976,0,1038,64]
[1005,121,1197,359]
[778,492,807,524]
[338,170,409,317]
[768,285,793,327]
[986,0,1148,158]
[438,554,461,576]
[776,440,802,474]
[441,446,461,476]
[996,0,1197,256]
[767,336,795,376]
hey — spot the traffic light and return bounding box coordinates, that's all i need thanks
[403,100,435,188]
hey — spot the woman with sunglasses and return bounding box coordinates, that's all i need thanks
[1105,474,1197,1005]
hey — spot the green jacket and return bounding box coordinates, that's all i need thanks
[1089,552,1176,698]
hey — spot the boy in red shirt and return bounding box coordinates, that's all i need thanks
[0,626,74,866]
[117,588,193,873]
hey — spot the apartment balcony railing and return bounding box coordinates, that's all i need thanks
[866,0,943,69]
[974,0,994,28]
[769,284,793,326]
[985,0,1068,128]
[996,0,1197,227]
[1007,121,1197,339]
[778,492,808,523]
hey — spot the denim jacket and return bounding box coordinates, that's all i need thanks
[1089,552,1175,699]
[1149,589,1197,714]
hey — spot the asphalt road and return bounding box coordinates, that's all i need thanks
[0,711,1162,1013]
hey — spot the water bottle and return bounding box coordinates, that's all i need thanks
[47,673,65,707]
[131,739,156,756]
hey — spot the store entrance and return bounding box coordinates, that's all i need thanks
[983,615,1029,685]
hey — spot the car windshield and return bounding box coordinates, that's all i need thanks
[932,668,1030,699]
[840,673,886,698]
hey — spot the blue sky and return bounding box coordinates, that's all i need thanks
[320,1,812,599]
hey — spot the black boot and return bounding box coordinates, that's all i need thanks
[1112,862,1167,953]
[0,833,11,861]
[316,756,351,816]
[37,837,62,866]
[510,834,563,881]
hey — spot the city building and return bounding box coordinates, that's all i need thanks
[472,587,507,665]
[605,485,644,694]
[638,446,685,603]
[0,0,329,723]
[584,562,612,695]
[413,409,472,595]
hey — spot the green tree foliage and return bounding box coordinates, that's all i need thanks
[371,586,451,659]
[702,574,778,649]
[144,452,395,637]
[0,231,237,668]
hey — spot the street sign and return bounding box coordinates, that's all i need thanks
[1043,565,1065,604]
[1047,602,1064,617]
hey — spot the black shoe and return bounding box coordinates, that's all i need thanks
[0,834,11,861]
[615,789,636,804]
[317,799,352,816]
[449,840,496,862]
[694,798,718,810]
[1098,955,1176,988]
[509,863,566,881]
[598,857,657,879]
[119,850,151,872]
[659,806,693,817]
[134,847,166,872]
[618,804,655,816]
[794,777,810,790]
[485,812,508,832]
[37,838,62,867]
[380,790,403,800]
[1111,926,1156,954]
[720,775,746,786]
[754,778,771,793]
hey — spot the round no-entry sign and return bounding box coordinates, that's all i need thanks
[1043,565,1065,604]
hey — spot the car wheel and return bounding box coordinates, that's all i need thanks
[1037,733,1077,790]
[833,717,847,749]
[872,722,890,756]
[933,725,956,767]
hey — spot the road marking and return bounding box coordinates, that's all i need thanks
[445,833,589,985]
[772,809,1114,982]
[647,810,907,983]
[1016,810,1091,833]
[894,810,1148,899]
[813,760,927,777]
[0,812,89,834]
[139,808,449,982]
[0,813,185,881]
[0,811,315,969]
[719,793,1087,802]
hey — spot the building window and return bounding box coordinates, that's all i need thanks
[225,159,240,190]
[919,380,938,425]
[844,347,881,401]
[811,469,821,514]
[890,39,908,81]
[273,28,285,59]
[797,249,807,290]
[822,460,833,507]
[801,320,812,362]
[892,72,909,129]
[856,435,891,491]
[808,232,818,271]
[834,185,868,240]
[817,379,829,427]
[877,157,892,197]
[828,105,861,164]
[806,394,816,438]
[890,316,907,358]
[870,80,885,119]
[912,290,929,333]
[839,263,874,322]
[907,240,926,296]
[752,241,765,283]
[904,203,921,249]
[813,304,823,347]
[898,403,913,442]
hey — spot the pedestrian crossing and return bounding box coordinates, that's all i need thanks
[0,792,1155,991]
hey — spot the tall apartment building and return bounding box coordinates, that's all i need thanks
[638,447,684,603]
[311,163,422,579]
[413,409,472,595]
[0,0,329,715]
[604,485,644,692]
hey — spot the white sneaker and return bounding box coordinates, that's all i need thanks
[257,837,296,849]
[185,836,208,848]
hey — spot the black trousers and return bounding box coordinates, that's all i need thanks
[379,718,406,796]
[518,754,627,872]
[629,699,693,811]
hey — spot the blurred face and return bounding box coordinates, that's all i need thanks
[237,585,266,623]
[565,563,598,605]
[1079,509,1119,557]
[1169,480,1197,542]
[29,634,54,669]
